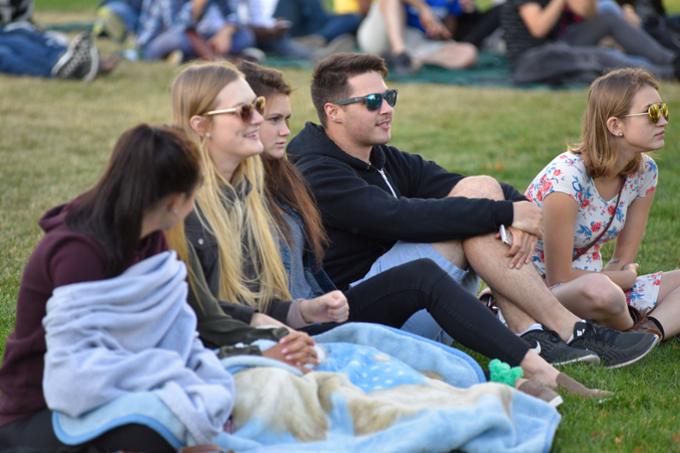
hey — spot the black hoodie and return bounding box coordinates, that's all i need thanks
[288,122,525,289]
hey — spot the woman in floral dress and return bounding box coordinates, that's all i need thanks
[525,68,680,341]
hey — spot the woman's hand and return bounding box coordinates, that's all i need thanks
[622,262,640,286]
[300,291,349,324]
[605,263,638,290]
[262,330,318,372]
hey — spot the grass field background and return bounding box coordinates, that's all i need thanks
[2,2,680,451]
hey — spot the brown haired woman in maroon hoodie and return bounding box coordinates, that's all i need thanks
[0,124,201,452]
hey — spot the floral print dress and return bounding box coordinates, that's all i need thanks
[525,151,661,313]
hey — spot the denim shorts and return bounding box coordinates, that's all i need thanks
[351,241,480,343]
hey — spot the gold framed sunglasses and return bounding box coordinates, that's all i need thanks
[623,102,669,123]
[204,96,266,122]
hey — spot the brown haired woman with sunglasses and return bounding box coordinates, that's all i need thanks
[526,68,680,342]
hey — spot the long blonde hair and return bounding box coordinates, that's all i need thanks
[168,62,291,312]
[570,68,658,177]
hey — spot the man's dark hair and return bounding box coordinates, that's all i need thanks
[311,53,388,127]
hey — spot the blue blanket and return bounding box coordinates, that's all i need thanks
[44,251,234,445]
[54,323,560,452]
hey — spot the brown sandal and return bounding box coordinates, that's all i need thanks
[178,445,229,453]
[555,373,613,399]
[517,379,563,407]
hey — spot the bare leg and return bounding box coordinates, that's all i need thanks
[647,270,680,338]
[379,0,408,54]
[551,274,633,330]
[438,175,580,341]
[420,42,478,69]
[493,292,538,333]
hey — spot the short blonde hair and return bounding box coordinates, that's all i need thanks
[570,68,659,177]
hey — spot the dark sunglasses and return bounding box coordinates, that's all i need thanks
[623,102,669,123]
[333,89,398,111]
[204,96,266,122]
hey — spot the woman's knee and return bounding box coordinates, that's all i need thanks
[579,274,627,315]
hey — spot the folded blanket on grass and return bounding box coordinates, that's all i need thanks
[264,52,512,86]
[54,321,560,452]
[43,251,234,445]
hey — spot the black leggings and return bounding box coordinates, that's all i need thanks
[345,259,529,366]
[0,409,175,452]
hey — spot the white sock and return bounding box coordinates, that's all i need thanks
[517,323,543,337]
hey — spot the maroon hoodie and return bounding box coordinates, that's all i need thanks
[0,202,166,426]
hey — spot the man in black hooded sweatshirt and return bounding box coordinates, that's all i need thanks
[287,52,659,368]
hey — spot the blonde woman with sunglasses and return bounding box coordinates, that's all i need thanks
[526,68,680,342]
[167,62,350,372]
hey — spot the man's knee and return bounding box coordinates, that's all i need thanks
[449,175,503,199]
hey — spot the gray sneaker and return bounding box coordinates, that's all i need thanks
[521,327,601,366]
[52,32,100,82]
[568,320,658,369]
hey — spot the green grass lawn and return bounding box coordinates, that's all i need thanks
[3,3,680,452]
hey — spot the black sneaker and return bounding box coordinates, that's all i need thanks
[521,327,601,366]
[384,51,417,77]
[51,32,100,82]
[568,320,658,369]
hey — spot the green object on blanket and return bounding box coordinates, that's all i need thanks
[489,358,524,387]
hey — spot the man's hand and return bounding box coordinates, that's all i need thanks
[511,201,543,238]
[300,290,349,324]
[502,227,539,269]
[262,330,318,372]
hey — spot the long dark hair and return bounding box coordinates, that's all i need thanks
[67,124,201,276]
[262,158,328,266]
[238,60,328,266]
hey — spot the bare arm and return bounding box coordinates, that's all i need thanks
[358,0,373,14]
[191,0,209,21]
[606,192,654,269]
[518,0,567,38]
[542,192,636,289]
[565,0,597,18]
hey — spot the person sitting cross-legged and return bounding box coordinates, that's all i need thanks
[287,52,659,369]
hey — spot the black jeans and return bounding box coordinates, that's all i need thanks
[0,409,174,452]
[346,258,529,366]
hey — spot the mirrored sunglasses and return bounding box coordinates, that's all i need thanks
[623,102,669,123]
[333,89,398,111]
[204,96,266,122]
